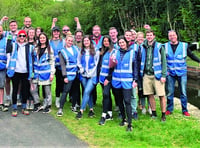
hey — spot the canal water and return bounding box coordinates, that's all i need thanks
[174,72,200,109]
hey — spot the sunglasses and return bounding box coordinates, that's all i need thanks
[63,29,70,32]
[19,35,26,37]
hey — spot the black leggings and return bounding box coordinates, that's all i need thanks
[112,88,132,125]
[12,72,30,105]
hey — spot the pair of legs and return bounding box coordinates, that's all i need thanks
[143,75,166,118]
[30,83,52,109]
[80,77,95,113]
[112,88,132,126]
[100,82,112,115]
[166,74,188,113]
[11,73,30,109]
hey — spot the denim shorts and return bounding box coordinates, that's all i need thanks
[0,70,6,88]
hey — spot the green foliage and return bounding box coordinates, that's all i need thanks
[0,0,200,42]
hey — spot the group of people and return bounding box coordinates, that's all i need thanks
[0,15,200,132]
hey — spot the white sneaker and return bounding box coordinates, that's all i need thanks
[57,108,63,117]
[4,95,11,107]
[55,97,60,108]
[148,107,152,115]
[142,108,146,115]
[17,99,22,106]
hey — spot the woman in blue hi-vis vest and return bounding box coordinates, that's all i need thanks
[7,30,33,117]
[56,35,79,117]
[30,33,55,114]
[112,36,138,132]
[98,35,116,125]
[76,35,100,119]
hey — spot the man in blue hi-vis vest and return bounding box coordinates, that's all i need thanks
[165,30,200,117]
[140,30,167,122]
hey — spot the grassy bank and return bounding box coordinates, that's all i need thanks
[50,83,200,148]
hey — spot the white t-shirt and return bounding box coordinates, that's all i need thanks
[15,43,27,73]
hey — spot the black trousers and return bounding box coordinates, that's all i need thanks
[100,82,112,113]
[60,80,73,109]
[55,68,64,97]
[70,75,81,107]
[112,88,132,125]
[12,72,30,105]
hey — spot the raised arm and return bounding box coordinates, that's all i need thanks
[51,18,57,29]
[74,17,81,30]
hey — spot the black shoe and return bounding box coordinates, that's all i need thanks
[99,117,106,125]
[126,124,133,132]
[119,119,127,126]
[43,106,51,113]
[106,114,113,121]
[88,110,95,118]
[161,116,166,122]
[76,111,83,119]
[33,103,41,112]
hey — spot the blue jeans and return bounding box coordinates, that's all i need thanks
[80,77,95,110]
[166,74,188,112]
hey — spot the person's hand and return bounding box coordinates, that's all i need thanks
[160,77,166,83]
[50,74,54,82]
[144,24,151,30]
[132,81,137,88]
[104,79,109,86]
[52,18,57,23]
[74,17,79,23]
[1,16,9,22]
[64,78,68,83]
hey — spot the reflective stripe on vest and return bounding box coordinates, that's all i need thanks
[165,42,187,76]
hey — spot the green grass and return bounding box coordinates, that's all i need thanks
[187,50,200,67]
[49,82,200,148]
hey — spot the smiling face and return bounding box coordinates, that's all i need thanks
[9,22,18,33]
[109,28,118,41]
[24,17,32,28]
[83,37,91,48]
[103,38,110,47]
[65,36,74,48]
[124,31,132,42]
[18,33,26,43]
[62,26,70,36]
[92,26,101,38]
[136,32,144,45]
[118,38,127,50]
[39,34,47,45]
[168,31,178,44]
[146,32,155,43]
[75,31,83,42]
[53,30,60,39]
[28,29,35,39]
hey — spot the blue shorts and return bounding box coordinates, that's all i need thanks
[0,70,6,88]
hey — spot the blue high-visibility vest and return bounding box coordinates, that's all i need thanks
[80,51,98,84]
[165,41,188,76]
[60,46,79,81]
[92,36,104,51]
[112,48,136,89]
[32,49,52,81]
[49,39,64,69]
[99,49,116,84]
[140,42,163,80]
[0,37,7,70]
[7,43,33,80]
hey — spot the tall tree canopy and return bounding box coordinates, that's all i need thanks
[0,0,200,42]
